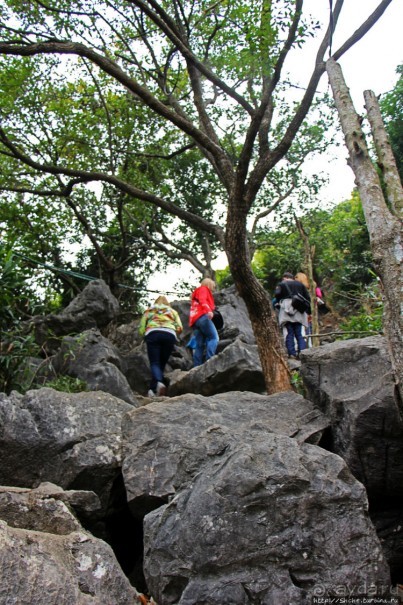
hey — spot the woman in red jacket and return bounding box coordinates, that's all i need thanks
[189,278,219,367]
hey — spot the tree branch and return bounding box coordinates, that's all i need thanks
[0,39,234,187]
[0,125,225,244]
[126,0,255,115]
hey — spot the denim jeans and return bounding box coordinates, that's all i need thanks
[285,322,306,356]
[145,331,176,391]
[193,314,219,367]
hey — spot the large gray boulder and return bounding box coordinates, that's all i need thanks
[0,388,132,510]
[121,391,329,515]
[0,483,101,531]
[142,434,389,604]
[0,484,140,604]
[0,520,139,605]
[299,336,403,502]
[51,329,139,406]
[30,280,120,353]
[168,339,265,396]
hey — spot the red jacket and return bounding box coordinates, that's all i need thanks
[189,285,215,327]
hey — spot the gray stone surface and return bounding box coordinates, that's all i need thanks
[0,521,139,605]
[0,388,132,509]
[0,485,83,535]
[168,339,266,396]
[30,279,120,353]
[122,390,329,515]
[142,433,389,604]
[300,336,403,502]
[52,329,139,405]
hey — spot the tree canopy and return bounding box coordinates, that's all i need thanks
[0,0,395,393]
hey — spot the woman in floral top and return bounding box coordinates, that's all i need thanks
[139,295,183,397]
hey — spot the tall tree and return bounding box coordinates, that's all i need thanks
[327,58,403,400]
[0,0,394,393]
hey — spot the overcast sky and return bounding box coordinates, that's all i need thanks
[292,0,402,204]
[148,0,403,298]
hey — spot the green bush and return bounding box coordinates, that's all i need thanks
[43,375,88,393]
[338,282,383,338]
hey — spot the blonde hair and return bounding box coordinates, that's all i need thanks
[154,295,170,306]
[201,278,216,292]
[294,272,310,289]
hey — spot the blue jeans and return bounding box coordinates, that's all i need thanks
[145,331,176,391]
[193,314,219,367]
[285,322,306,356]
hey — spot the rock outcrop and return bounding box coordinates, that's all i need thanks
[30,279,120,354]
[0,483,139,605]
[0,388,132,511]
[143,435,389,605]
[168,340,266,396]
[300,335,403,582]
[1,281,401,602]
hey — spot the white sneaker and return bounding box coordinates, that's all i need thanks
[147,389,156,398]
[156,382,167,396]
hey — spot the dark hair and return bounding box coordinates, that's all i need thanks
[282,272,294,279]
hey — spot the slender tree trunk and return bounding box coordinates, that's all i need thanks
[295,217,320,347]
[327,58,403,402]
[226,199,291,394]
[364,90,403,218]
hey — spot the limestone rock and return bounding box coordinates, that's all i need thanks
[142,434,390,604]
[122,390,329,516]
[0,522,139,605]
[0,485,84,535]
[30,279,120,353]
[51,329,138,405]
[300,336,403,502]
[0,388,132,510]
[168,339,265,396]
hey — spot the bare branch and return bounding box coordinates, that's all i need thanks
[127,0,254,115]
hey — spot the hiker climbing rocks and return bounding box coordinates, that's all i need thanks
[274,272,311,360]
[189,278,219,367]
[139,295,183,397]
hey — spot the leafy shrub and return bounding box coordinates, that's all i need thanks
[43,375,88,393]
[338,282,383,338]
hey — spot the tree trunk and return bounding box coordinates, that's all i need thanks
[226,200,292,394]
[295,217,320,347]
[327,58,403,402]
[364,89,403,218]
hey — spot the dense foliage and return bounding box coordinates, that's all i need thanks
[252,191,373,300]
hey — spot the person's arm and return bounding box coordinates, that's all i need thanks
[173,310,183,334]
[138,310,149,336]
[195,286,214,315]
[274,283,284,301]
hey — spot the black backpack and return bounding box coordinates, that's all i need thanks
[291,292,311,314]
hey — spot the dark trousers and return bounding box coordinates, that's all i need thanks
[145,331,176,392]
[285,322,306,356]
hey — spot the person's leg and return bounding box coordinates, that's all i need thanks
[285,323,297,357]
[294,322,306,353]
[193,314,219,365]
[158,332,176,377]
[193,326,206,367]
[204,320,219,360]
[145,332,164,392]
